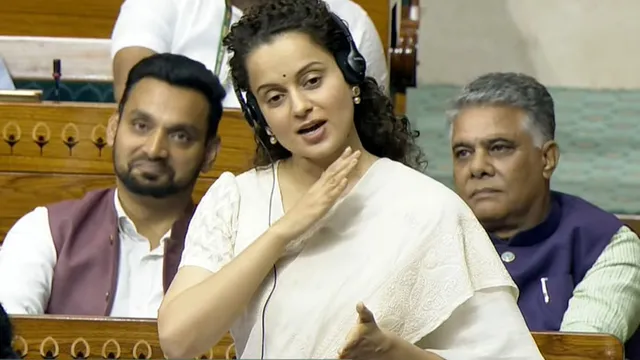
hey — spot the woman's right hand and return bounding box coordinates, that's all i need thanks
[274,146,361,241]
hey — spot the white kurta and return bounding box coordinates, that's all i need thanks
[180,158,544,359]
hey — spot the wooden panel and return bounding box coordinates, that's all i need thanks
[9,319,625,360]
[618,214,640,234]
[394,92,406,115]
[0,102,255,177]
[0,0,122,38]
[532,331,623,360]
[0,173,215,242]
[10,315,236,360]
[2,1,122,20]
[356,0,391,54]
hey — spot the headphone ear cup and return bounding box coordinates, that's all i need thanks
[246,92,268,129]
[329,13,367,85]
[234,86,260,129]
[335,50,356,84]
[347,50,367,83]
[335,50,366,85]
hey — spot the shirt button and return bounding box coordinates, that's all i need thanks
[501,251,516,263]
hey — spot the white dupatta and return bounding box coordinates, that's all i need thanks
[221,158,522,358]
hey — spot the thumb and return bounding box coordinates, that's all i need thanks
[356,302,376,324]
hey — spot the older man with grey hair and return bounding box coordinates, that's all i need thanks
[448,72,640,356]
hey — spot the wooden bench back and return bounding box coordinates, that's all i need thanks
[1,0,390,83]
[618,214,640,235]
[10,315,236,360]
[0,102,255,242]
[10,318,624,360]
[532,331,623,360]
[0,0,121,39]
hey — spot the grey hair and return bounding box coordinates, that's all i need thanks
[446,72,555,147]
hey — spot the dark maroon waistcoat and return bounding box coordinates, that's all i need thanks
[44,188,194,316]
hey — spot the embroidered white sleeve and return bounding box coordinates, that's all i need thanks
[179,172,240,274]
[0,207,56,315]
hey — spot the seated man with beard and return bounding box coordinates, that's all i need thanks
[0,53,225,317]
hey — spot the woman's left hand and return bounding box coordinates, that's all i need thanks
[338,302,395,360]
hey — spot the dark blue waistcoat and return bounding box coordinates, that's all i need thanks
[490,191,639,359]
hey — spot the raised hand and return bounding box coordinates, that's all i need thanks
[277,146,361,240]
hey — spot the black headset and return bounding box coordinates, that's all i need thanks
[233,11,367,132]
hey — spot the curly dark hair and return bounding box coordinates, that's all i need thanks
[223,0,426,170]
[0,303,19,359]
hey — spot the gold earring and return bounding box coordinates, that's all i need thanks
[352,86,361,104]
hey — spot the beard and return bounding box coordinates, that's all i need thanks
[113,153,203,199]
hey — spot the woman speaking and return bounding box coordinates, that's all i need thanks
[157,0,543,359]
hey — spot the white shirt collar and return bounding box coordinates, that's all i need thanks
[113,189,172,244]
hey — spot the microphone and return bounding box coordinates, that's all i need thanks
[52,59,61,102]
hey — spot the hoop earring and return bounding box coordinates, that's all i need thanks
[352,86,361,104]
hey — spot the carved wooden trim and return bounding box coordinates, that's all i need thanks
[198,348,214,360]
[225,342,236,360]
[12,335,28,358]
[90,124,108,156]
[2,121,21,155]
[31,122,51,156]
[9,316,238,360]
[38,336,60,358]
[0,119,115,158]
[61,123,80,155]
[100,339,121,359]
[132,340,152,359]
[70,338,90,358]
